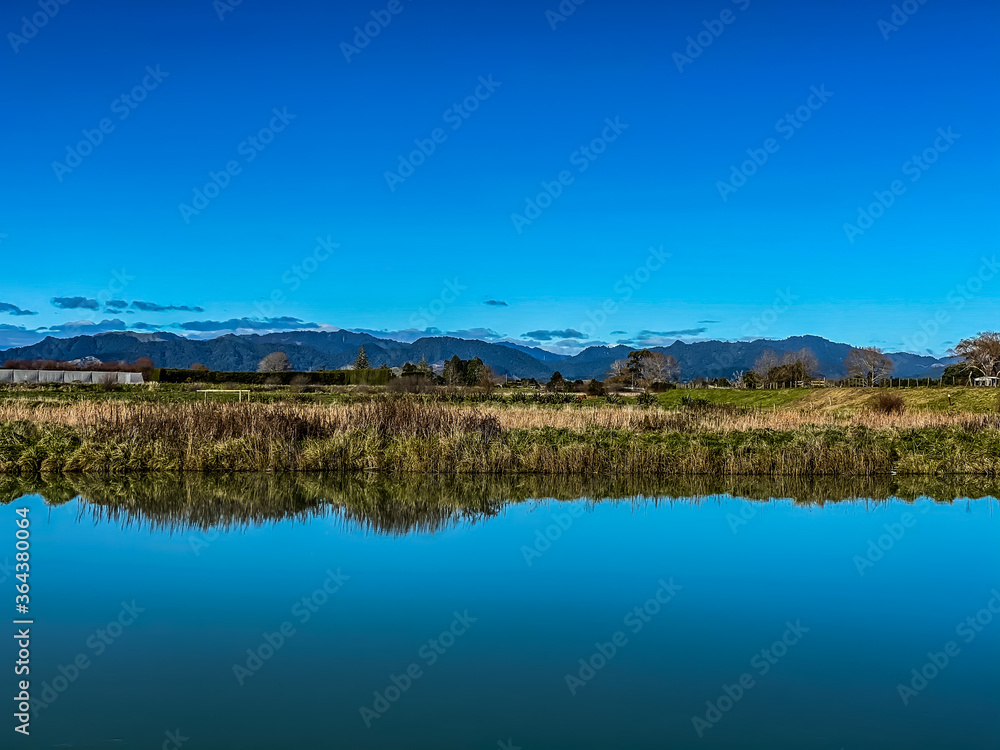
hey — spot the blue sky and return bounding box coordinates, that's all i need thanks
[1,0,997,355]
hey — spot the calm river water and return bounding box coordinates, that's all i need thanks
[2,475,998,748]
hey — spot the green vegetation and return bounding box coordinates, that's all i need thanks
[2,396,1000,476]
[653,388,809,410]
[3,381,999,411]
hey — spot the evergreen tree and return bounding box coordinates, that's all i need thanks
[354,345,370,370]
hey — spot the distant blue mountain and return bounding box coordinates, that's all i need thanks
[0,331,951,380]
[494,341,569,362]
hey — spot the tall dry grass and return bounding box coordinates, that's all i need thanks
[4,398,1000,436]
[0,399,500,441]
[2,398,1000,476]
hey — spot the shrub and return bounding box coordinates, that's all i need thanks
[388,375,436,394]
[648,381,676,392]
[681,395,710,408]
[871,392,906,414]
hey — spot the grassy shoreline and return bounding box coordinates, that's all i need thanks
[2,396,1000,476]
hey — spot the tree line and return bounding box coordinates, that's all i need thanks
[11,331,1000,391]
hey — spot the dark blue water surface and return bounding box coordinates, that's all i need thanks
[4,479,999,749]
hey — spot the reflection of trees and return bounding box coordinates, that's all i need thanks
[0,473,997,537]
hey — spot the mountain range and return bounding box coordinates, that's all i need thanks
[0,331,952,381]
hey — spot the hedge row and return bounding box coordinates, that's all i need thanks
[151,368,393,386]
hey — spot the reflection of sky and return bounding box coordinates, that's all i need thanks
[14,493,1000,748]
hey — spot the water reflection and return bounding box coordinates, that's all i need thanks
[2,472,996,535]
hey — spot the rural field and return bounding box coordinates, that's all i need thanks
[1,383,999,477]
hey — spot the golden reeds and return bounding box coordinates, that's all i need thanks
[1,398,999,476]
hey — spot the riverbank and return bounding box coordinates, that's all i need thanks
[2,399,1000,476]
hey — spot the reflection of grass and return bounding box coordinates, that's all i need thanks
[3,473,997,536]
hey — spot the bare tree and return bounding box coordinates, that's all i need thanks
[637,351,680,384]
[257,352,292,373]
[953,332,1000,381]
[753,350,781,382]
[731,370,746,389]
[754,348,818,385]
[608,359,630,381]
[793,348,819,379]
[443,355,464,386]
[477,362,496,392]
[844,347,893,386]
[616,350,681,388]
